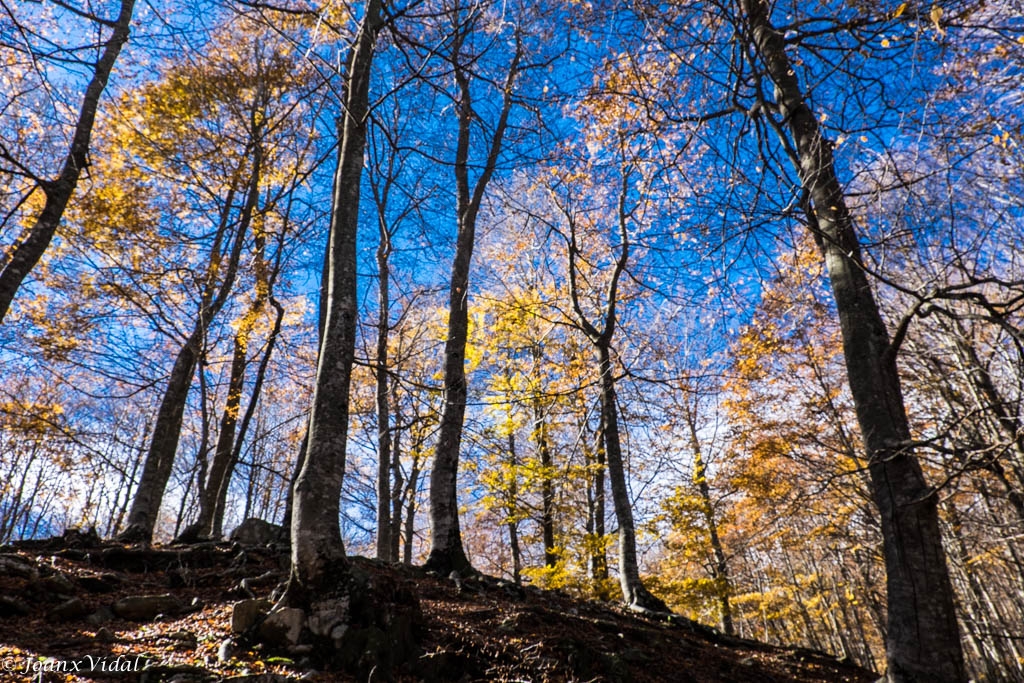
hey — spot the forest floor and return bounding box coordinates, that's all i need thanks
[0,531,878,682]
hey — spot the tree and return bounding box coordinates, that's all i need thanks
[106,24,308,542]
[550,158,668,612]
[285,0,383,596]
[736,0,965,678]
[422,1,523,574]
[0,0,136,323]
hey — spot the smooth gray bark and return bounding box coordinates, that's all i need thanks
[425,26,521,574]
[740,0,965,679]
[287,0,383,594]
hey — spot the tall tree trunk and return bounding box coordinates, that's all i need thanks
[189,218,282,542]
[0,0,136,323]
[190,331,248,539]
[425,28,521,574]
[597,344,667,611]
[530,349,557,568]
[389,386,405,562]
[587,423,610,593]
[120,336,200,541]
[561,167,665,612]
[740,1,965,679]
[403,455,421,566]
[683,404,733,635]
[120,151,257,543]
[212,297,284,538]
[375,222,393,561]
[286,0,382,597]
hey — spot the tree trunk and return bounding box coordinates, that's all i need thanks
[191,331,248,539]
[587,425,610,593]
[0,0,136,323]
[425,29,521,574]
[598,344,667,611]
[530,354,557,568]
[375,225,393,561]
[389,387,405,562]
[740,1,965,679]
[561,165,664,611]
[506,431,522,585]
[120,337,200,541]
[403,455,421,566]
[120,145,258,543]
[286,0,382,596]
[684,405,733,635]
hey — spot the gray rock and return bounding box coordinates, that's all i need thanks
[231,598,273,634]
[49,596,91,621]
[38,571,77,595]
[86,605,115,624]
[259,606,305,647]
[217,638,238,662]
[0,554,38,579]
[112,594,184,621]
[229,518,286,546]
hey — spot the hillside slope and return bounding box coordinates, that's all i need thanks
[0,532,877,682]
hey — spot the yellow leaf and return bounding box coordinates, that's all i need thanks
[894,2,907,17]
[930,5,945,36]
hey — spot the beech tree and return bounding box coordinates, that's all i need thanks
[547,156,668,612]
[0,0,136,323]
[101,23,311,542]
[419,1,523,574]
[735,0,965,679]
[285,0,383,596]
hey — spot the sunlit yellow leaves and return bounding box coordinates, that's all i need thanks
[930,5,946,36]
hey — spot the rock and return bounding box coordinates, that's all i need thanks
[112,594,184,621]
[86,605,115,624]
[231,598,273,634]
[307,593,350,638]
[37,571,77,596]
[61,527,102,548]
[0,595,31,617]
[0,554,38,579]
[172,522,210,545]
[168,630,197,644]
[217,638,238,662]
[78,573,121,593]
[258,606,305,647]
[229,518,287,546]
[49,597,90,621]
